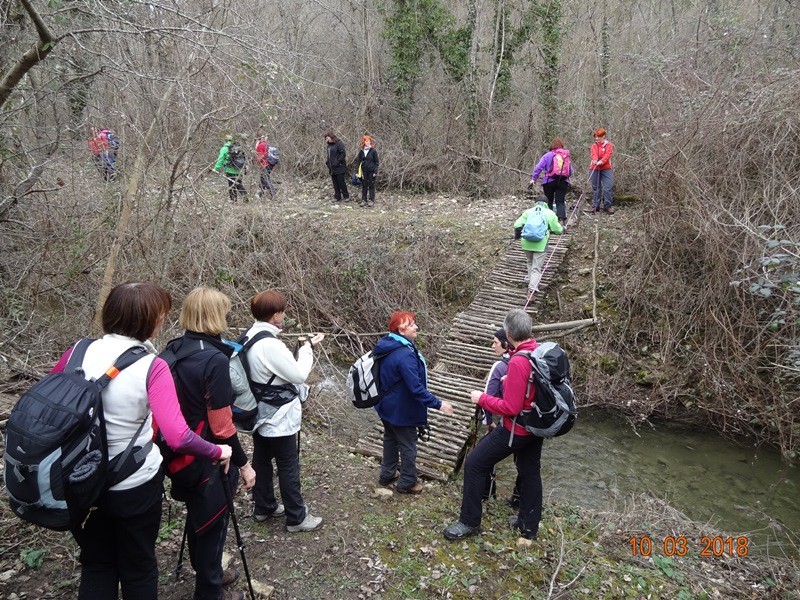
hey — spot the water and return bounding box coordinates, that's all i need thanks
[496,409,799,555]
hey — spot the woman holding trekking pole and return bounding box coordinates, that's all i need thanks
[164,287,256,600]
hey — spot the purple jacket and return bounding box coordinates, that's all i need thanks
[531,150,573,184]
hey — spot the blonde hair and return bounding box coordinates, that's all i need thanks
[179,287,231,335]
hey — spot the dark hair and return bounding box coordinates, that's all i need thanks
[324,131,339,143]
[102,281,172,341]
[388,310,415,334]
[251,290,288,322]
[550,138,564,150]
[494,327,509,349]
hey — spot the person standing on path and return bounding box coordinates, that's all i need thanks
[353,135,380,208]
[443,309,545,541]
[588,128,615,214]
[373,311,454,494]
[325,131,350,203]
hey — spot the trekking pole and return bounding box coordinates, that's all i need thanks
[220,467,257,600]
[523,193,584,310]
[175,520,188,581]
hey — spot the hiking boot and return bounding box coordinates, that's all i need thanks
[506,495,520,509]
[603,206,616,214]
[343,197,351,202]
[222,566,240,587]
[379,471,400,486]
[584,206,598,215]
[286,513,323,532]
[220,589,244,600]
[395,483,423,495]
[443,521,481,541]
[358,201,366,207]
[254,504,285,521]
[366,201,374,208]
[508,516,537,540]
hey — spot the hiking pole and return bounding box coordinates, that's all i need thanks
[220,467,257,600]
[175,520,188,581]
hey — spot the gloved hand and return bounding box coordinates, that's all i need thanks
[514,226,522,240]
[527,181,535,190]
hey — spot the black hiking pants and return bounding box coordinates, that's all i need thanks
[542,177,569,221]
[72,471,163,600]
[330,172,350,201]
[459,425,543,537]
[225,171,246,202]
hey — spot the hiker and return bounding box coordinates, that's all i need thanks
[255,135,278,199]
[353,134,380,208]
[51,281,232,600]
[373,311,454,494]
[213,134,247,203]
[479,328,513,501]
[444,309,544,541]
[588,128,615,214]
[241,290,326,532]
[530,138,573,226]
[324,131,350,202]
[514,195,565,295]
[164,288,256,600]
[88,127,117,181]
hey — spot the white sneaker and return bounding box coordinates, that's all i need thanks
[254,504,285,522]
[286,513,323,532]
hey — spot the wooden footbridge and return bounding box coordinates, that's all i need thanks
[354,213,597,481]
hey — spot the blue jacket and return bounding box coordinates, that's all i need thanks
[374,333,441,426]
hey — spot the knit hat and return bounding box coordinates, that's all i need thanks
[494,328,509,346]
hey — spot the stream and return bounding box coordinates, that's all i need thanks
[495,408,799,556]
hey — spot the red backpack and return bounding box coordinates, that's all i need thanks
[548,148,571,178]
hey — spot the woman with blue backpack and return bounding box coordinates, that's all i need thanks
[530,137,573,226]
[514,196,565,295]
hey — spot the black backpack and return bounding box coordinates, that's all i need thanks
[4,339,150,530]
[226,142,246,170]
[514,342,577,438]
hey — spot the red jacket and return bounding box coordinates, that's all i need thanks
[255,140,269,168]
[478,339,538,437]
[590,140,613,171]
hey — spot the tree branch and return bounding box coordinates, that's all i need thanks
[0,0,57,110]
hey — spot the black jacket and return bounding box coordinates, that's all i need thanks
[326,139,347,175]
[164,331,247,467]
[354,147,379,176]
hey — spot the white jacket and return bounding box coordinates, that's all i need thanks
[243,322,314,438]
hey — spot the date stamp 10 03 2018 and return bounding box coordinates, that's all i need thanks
[629,535,750,558]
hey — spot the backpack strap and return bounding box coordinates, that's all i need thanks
[237,330,276,384]
[159,338,207,370]
[66,340,152,486]
[93,345,150,391]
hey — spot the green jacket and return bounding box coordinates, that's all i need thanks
[514,203,564,252]
[214,141,241,175]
